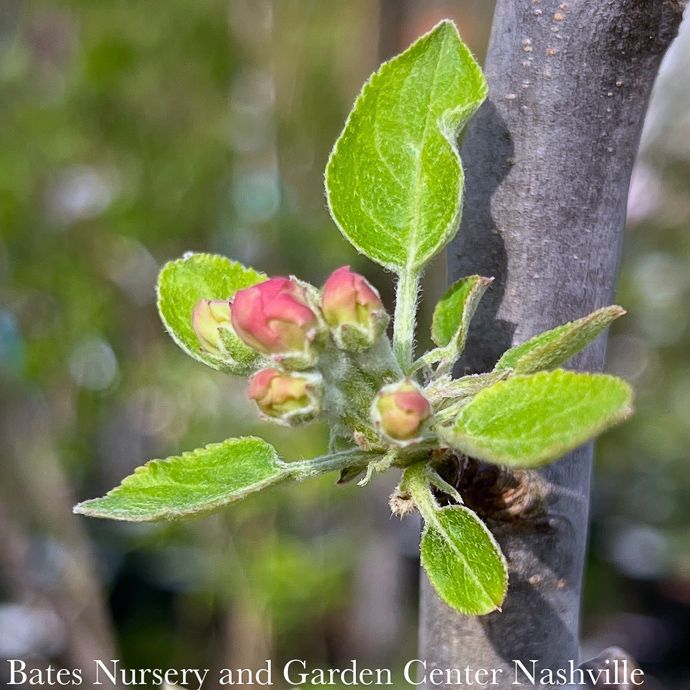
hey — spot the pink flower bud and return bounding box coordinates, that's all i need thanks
[321,266,388,350]
[192,299,233,356]
[231,277,321,368]
[247,368,323,425]
[372,379,432,445]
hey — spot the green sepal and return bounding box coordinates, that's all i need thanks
[157,252,266,375]
[495,305,626,374]
[319,337,401,446]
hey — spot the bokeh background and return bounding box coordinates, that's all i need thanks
[1,1,688,688]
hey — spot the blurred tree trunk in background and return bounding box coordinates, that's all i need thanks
[377,0,413,61]
[417,1,685,688]
[0,400,120,688]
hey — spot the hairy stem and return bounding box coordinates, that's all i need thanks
[393,269,420,373]
[286,450,374,480]
[403,462,439,523]
[287,443,439,483]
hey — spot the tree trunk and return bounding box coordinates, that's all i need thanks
[420,1,685,688]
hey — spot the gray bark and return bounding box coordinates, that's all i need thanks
[420,1,685,688]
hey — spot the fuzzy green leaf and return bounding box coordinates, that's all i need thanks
[325,20,487,274]
[414,276,492,374]
[431,276,492,348]
[440,370,633,468]
[495,306,626,374]
[74,437,287,521]
[421,505,507,615]
[157,252,266,374]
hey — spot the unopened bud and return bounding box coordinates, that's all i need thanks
[321,266,388,350]
[371,379,432,446]
[231,277,322,369]
[247,368,323,425]
[192,299,233,357]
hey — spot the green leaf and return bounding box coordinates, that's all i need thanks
[495,305,626,374]
[157,252,266,374]
[325,20,487,274]
[421,505,507,615]
[440,370,633,468]
[431,275,492,348]
[419,275,493,371]
[403,464,506,615]
[74,437,287,521]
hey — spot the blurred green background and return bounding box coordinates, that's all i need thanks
[0,1,688,688]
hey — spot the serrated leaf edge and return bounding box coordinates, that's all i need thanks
[73,437,287,522]
[440,371,634,469]
[495,305,626,374]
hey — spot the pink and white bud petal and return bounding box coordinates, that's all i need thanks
[372,379,432,446]
[247,368,281,402]
[231,277,322,368]
[321,266,388,350]
[192,299,233,356]
[247,368,323,425]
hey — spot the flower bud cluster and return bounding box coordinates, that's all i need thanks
[191,266,433,442]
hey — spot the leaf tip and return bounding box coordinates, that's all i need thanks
[433,18,460,36]
[72,500,103,519]
[619,397,635,422]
